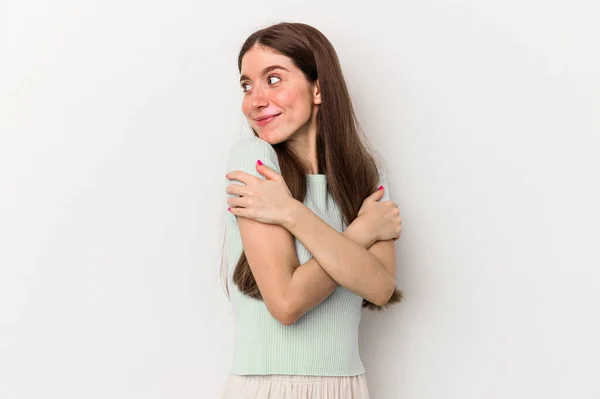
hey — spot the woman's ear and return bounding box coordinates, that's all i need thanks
[313,79,321,105]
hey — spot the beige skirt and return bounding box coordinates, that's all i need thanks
[221,373,370,399]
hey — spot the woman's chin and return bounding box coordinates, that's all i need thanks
[256,131,283,145]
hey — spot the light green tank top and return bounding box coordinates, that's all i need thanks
[223,135,389,376]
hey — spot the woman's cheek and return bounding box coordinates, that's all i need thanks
[275,90,294,106]
[241,100,248,116]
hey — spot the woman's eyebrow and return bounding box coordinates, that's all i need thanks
[240,65,290,83]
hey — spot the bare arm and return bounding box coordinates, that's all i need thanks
[283,218,385,324]
[238,214,374,324]
[238,205,395,326]
[282,200,396,308]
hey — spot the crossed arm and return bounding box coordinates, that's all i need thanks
[238,198,396,326]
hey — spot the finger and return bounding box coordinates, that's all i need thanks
[365,186,385,202]
[226,170,257,184]
[226,183,247,196]
[255,160,281,181]
[228,206,249,219]
[227,196,248,208]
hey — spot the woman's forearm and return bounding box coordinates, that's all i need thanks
[282,200,395,307]
[284,220,376,322]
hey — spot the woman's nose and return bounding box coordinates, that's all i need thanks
[250,86,269,108]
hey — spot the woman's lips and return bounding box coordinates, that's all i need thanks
[256,113,281,126]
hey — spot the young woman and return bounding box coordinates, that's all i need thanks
[220,22,403,399]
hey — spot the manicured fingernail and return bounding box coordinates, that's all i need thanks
[228,207,231,212]
[378,186,384,190]
[257,160,262,165]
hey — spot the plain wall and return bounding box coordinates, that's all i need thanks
[1,0,599,398]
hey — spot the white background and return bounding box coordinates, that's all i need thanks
[1,1,599,398]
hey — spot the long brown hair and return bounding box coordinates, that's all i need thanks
[220,22,402,310]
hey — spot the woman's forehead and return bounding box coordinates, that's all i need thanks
[241,47,292,75]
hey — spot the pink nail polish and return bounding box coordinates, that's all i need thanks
[257,160,262,165]
[228,207,231,212]
[378,185,384,190]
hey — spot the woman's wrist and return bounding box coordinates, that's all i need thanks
[281,198,304,230]
[344,216,377,248]
[282,202,377,248]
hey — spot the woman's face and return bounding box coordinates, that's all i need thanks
[239,44,320,145]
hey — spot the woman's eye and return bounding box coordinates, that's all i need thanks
[241,76,280,93]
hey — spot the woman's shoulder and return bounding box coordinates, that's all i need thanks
[228,135,276,157]
[226,135,281,175]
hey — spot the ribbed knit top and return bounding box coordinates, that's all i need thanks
[223,135,389,376]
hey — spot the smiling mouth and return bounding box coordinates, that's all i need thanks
[256,113,281,125]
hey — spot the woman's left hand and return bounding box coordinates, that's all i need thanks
[226,161,298,225]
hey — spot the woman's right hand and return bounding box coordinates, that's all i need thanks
[357,188,402,243]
